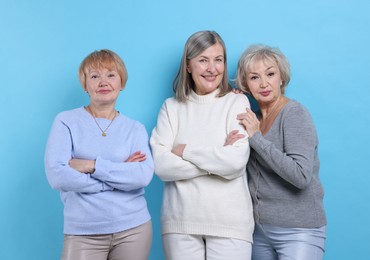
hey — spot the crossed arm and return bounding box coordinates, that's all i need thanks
[69,151,146,174]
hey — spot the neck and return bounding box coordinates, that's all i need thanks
[86,103,116,119]
[258,96,281,120]
[259,95,282,120]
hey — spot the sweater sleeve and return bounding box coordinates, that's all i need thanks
[182,95,250,180]
[91,124,154,191]
[249,104,317,189]
[44,116,113,193]
[150,101,208,182]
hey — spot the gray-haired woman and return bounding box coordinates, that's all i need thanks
[150,31,254,260]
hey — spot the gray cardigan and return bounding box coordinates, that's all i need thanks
[248,100,326,228]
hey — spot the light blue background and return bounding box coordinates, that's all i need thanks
[1,0,369,259]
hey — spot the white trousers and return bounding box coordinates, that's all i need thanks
[162,233,252,260]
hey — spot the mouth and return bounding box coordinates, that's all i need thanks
[97,89,111,94]
[260,91,271,97]
[202,74,218,81]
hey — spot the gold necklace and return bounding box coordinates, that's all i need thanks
[86,106,118,137]
[262,96,281,121]
[260,96,288,135]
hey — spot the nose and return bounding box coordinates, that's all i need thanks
[99,75,108,87]
[206,61,216,73]
[260,76,268,88]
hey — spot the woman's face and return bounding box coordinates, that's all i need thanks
[84,67,122,105]
[246,58,283,105]
[187,43,225,95]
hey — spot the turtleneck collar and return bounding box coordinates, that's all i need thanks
[187,88,221,104]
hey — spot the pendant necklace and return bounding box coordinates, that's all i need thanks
[86,106,118,137]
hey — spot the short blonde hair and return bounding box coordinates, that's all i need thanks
[78,49,128,89]
[235,45,290,94]
[173,30,231,102]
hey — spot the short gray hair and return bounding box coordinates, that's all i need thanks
[235,44,290,94]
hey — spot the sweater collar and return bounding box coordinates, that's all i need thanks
[187,88,221,104]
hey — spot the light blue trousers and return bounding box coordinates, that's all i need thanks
[252,223,326,260]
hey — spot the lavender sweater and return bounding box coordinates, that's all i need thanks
[248,100,326,228]
[45,107,154,235]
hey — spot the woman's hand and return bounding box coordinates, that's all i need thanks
[69,159,95,174]
[224,130,245,146]
[125,151,146,162]
[171,144,186,157]
[237,108,260,137]
[231,88,243,94]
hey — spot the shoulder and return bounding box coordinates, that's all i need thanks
[116,114,150,139]
[165,96,176,103]
[118,114,146,131]
[163,97,178,107]
[225,91,249,102]
[55,107,84,122]
[158,97,183,115]
[283,100,312,118]
[221,91,251,109]
[282,99,315,126]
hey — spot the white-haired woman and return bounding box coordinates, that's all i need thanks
[231,44,326,260]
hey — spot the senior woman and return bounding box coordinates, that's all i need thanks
[231,45,327,260]
[45,49,154,260]
[150,30,254,260]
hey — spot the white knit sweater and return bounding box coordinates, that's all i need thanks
[150,89,254,242]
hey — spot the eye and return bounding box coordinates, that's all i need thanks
[250,75,259,81]
[108,73,116,78]
[216,58,224,62]
[90,74,99,79]
[199,59,208,63]
[267,72,275,77]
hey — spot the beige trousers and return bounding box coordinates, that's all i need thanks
[61,221,152,260]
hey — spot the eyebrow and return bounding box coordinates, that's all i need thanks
[199,55,224,59]
[249,66,275,74]
[88,69,116,74]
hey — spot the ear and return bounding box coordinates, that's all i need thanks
[186,61,191,73]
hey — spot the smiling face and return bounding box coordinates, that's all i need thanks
[187,42,225,95]
[246,58,283,105]
[84,67,122,106]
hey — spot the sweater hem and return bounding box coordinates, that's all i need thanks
[161,221,254,242]
[64,214,151,235]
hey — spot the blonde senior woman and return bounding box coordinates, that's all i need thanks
[45,49,154,260]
